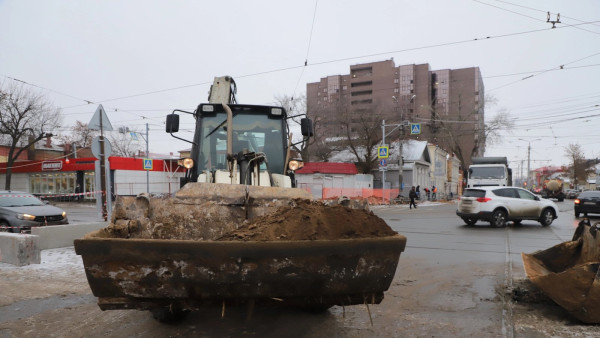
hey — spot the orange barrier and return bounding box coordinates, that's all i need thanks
[322,188,400,204]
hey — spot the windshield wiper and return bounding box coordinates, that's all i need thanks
[206,111,240,138]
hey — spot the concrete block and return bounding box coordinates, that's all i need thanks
[32,222,107,250]
[0,233,40,266]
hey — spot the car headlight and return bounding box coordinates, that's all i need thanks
[288,160,304,171]
[177,158,194,169]
[17,213,36,221]
[62,211,67,218]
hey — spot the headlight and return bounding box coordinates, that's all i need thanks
[17,213,36,221]
[288,160,304,171]
[177,158,194,169]
[62,211,67,218]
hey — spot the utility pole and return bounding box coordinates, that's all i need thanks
[99,114,108,221]
[120,124,150,193]
[381,119,410,203]
[145,122,149,193]
[527,143,531,189]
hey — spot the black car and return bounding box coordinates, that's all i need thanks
[0,191,68,233]
[574,191,600,218]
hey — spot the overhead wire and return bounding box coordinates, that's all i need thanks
[291,0,319,99]
[47,20,600,109]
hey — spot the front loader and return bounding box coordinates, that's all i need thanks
[74,76,406,321]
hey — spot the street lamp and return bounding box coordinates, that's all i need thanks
[518,138,541,188]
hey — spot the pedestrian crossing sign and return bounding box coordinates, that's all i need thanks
[143,159,153,170]
[377,146,389,159]
[410,123,421,135]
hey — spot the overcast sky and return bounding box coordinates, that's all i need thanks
[1,0,598,174]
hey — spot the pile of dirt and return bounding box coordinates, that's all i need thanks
[216,199,397,241]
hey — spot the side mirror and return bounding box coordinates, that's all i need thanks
[300,118,314,137]
[166,114,180,133]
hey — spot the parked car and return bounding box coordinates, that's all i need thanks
[0,191,68,233]
[574,190,600,218]
[456,186,559,227]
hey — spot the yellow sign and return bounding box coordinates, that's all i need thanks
[377,146,389,159]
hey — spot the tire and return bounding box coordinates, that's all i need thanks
[462,218,477,226]
[575,210,580,218]
[539,208,555,227]
[151,307,189,323]
[491,210,507,227]
[0,222,11,233]
[302,304,334,313]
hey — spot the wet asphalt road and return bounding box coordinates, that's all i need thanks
[3,198,595,337]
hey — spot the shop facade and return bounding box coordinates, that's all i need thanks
[0,157,185,199]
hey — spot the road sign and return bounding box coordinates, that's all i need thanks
[410,123,421,135]
[91,136,112,158]
[380,159,387,166]
[377,146,389,159]
[143,159,153,170]
[88,104,114,131]
[378,167,388,171]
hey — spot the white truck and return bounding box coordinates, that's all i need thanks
[467,157,512,188]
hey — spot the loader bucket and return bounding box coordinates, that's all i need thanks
[75,181,406,313]
[522,219,600,323]
[74,234,406,311]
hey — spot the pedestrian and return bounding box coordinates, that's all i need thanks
[432,185,437,200]
[75,183,82,201]
[424,187,430,200]
[416,185,421,200]
[409,186,417,209]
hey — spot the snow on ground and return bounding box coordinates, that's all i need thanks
[0,247,82,272]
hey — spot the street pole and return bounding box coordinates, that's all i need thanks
[146,123,150,193]
[99,115,108,221]
[527,142,531,189]
[381,120,386,199]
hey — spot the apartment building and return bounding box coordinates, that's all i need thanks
[306,59,485,168]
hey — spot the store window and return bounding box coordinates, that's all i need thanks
[84,172,95,199]
[29,172,77,196]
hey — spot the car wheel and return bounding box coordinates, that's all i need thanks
[491,210,507,227]
[0,222,11,232]
[575,210,580,218]
[462,218,477,226]
[539,209,554,227]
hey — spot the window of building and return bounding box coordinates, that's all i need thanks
[350,81,372,88]
[351,90,372,96]
[394,79,399,84]
[30,172,77,196]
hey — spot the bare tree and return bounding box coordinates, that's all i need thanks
[564,143,594,189]
[274,93,333,162]
[57,120,98,149]
[335,100,388,174]
[0,83,61,189]
[427,94,513,173]
[108,128,143,157]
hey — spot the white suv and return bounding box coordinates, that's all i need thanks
[456,186,558,227]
